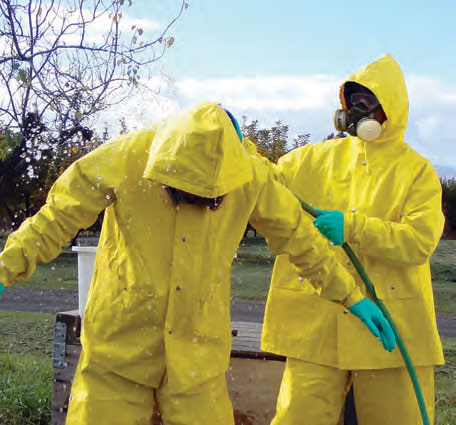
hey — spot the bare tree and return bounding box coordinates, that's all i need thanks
[0,0,187,135]
[0,0,188,228]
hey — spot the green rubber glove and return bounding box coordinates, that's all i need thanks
[313,209,344,245]
[349,298,396,352]
[0,282,4,297]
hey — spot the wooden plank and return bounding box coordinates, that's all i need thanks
[231,321,285,361]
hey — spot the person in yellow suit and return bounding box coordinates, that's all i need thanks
[262,54,444,424]
[0,102,394,425]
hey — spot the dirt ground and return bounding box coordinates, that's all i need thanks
[0,286,455,338]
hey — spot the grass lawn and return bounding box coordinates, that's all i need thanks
[0,311,54,356]
[435,337,456,424]
[231,237,275,301]
[0,311,54,425]
[430,239,456,316]
[14,252,78,291]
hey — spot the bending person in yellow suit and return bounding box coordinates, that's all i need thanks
[0,102,393,425]
[262,54,444,425]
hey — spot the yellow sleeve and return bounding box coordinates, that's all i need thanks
[276,145,312,187]
[249,165,363,307]
[242,139,313,188]
[241,138,284,181]
[0,137,129,285]
[344,161,444,265]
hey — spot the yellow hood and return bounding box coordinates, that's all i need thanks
[143,102,252,198]
[340,54,409,143]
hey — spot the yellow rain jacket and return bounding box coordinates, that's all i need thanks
[0,102,362,392]
[262,54,445,369]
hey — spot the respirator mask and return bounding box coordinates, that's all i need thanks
[334,93,383,142]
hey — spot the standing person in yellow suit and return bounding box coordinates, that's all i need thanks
[0,102,394,425]
[262,54,445,425]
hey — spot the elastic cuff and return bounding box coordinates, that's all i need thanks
[343,286,364,308]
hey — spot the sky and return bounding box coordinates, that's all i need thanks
[107,0,456,176]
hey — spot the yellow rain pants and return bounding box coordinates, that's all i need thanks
[272,358,434,425]
[66,351,234,425]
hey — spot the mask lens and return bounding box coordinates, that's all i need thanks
[350,93,379,110]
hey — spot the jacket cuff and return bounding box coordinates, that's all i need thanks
[343,286,364,308]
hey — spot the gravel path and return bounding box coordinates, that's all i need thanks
[1,287,455,338]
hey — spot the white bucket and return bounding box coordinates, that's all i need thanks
[72,246,97,319]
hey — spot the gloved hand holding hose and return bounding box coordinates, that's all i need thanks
[299,197,431,425]
[313,208,396,352]
[313,208,344,246]
[348,298,396,352]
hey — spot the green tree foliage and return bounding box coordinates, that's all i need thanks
[0,123,103,230]
[241,117,310,163]
[441,178,456,239]
[0,130,21,161]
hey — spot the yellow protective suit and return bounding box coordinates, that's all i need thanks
[261,55,444,424]
[0,102,362,424]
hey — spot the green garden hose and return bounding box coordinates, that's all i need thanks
[298,198,430,425]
